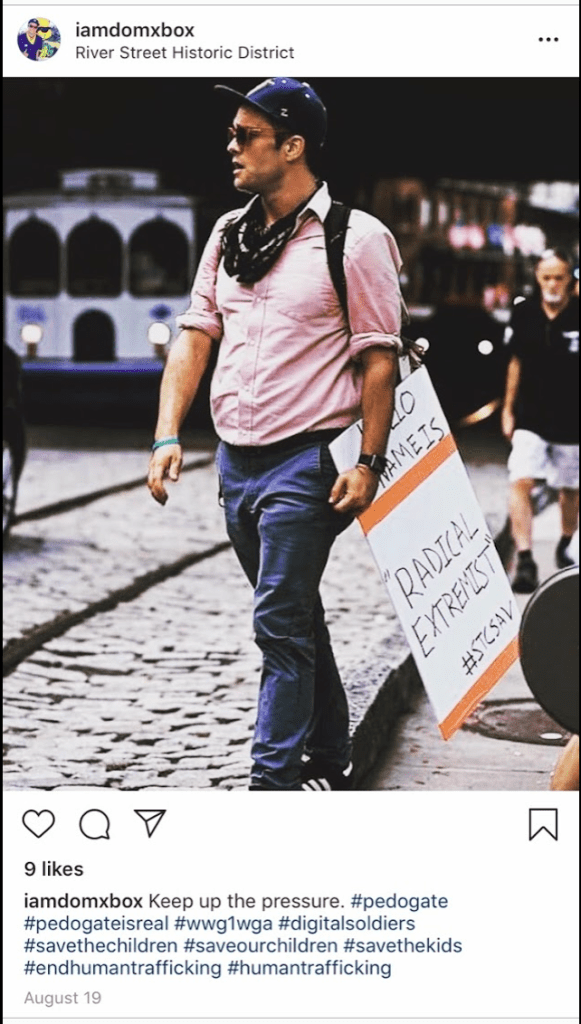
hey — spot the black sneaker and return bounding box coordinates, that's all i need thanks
[512,556,539,594]
[301,759,353,791]
[555,539,575,569]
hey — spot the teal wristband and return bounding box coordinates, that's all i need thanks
[152,437,181,452]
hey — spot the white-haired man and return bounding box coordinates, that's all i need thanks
[502,249,579,592]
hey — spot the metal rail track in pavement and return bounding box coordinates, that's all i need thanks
[5,455,553,677]
[3,538,231,676]
[4,453,231,675]
[13,455,214,524]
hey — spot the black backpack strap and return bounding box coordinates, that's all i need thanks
[324,200,351,328]
[324,201,423,379]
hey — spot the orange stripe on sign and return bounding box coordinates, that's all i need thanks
[438,636,520,740]
[359,432,457,535]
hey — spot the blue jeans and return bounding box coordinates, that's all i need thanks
[216,437,352,790]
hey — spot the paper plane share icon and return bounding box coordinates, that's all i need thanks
[134,809,166,838]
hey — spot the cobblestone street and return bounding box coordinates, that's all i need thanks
[4,424,527,792]
[5,428,422,790]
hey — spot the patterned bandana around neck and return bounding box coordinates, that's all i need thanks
[221,186,321,285]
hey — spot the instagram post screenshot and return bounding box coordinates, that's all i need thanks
[2,4,579,1022]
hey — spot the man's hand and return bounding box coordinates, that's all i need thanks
[332,345,396,515]
[502,356,521,443]
[501,407,515,442]
[147,328,213,505]
[329,465,379,515]
[148,444,183,505]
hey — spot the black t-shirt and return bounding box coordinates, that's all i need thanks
[504,295,579,444]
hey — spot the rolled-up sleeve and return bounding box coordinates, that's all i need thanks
[175,213,236,340]
[345,216,404,360]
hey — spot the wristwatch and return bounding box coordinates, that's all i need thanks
[357,453,387,476]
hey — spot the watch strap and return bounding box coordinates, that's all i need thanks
[357,452,387,476]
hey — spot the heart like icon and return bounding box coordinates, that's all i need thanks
[22,810,56,838]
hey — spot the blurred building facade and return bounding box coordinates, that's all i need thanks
[3,168,578,426]
[364,178,579,320]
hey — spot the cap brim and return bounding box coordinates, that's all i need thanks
[214,85,248,103]
[214,85,285,125]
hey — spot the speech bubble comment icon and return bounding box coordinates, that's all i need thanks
[22,810,55,838]
[79,809,111,840]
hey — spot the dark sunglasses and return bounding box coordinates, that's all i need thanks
[227,125,284,147]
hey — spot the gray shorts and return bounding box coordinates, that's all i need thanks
[508,430,579,489]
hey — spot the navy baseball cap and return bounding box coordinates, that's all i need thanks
[28,18,40,25]
[215,78,327,147]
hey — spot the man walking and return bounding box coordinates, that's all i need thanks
[502,249,579,593]
[148,79,403,790]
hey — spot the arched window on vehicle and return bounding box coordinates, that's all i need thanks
[67,219,122,296]
[129,219,189,297]
[8,219,60,297]
[73,310,115,361]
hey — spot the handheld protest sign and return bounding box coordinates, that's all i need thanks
[330,365,520,739]
[519,566,579,735]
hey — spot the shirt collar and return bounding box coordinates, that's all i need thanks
[231,181,332,227]
[299,181,332,223]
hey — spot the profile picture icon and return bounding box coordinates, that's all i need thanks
[17,17,61,60]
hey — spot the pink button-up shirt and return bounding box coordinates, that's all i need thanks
[176,183,403,446]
